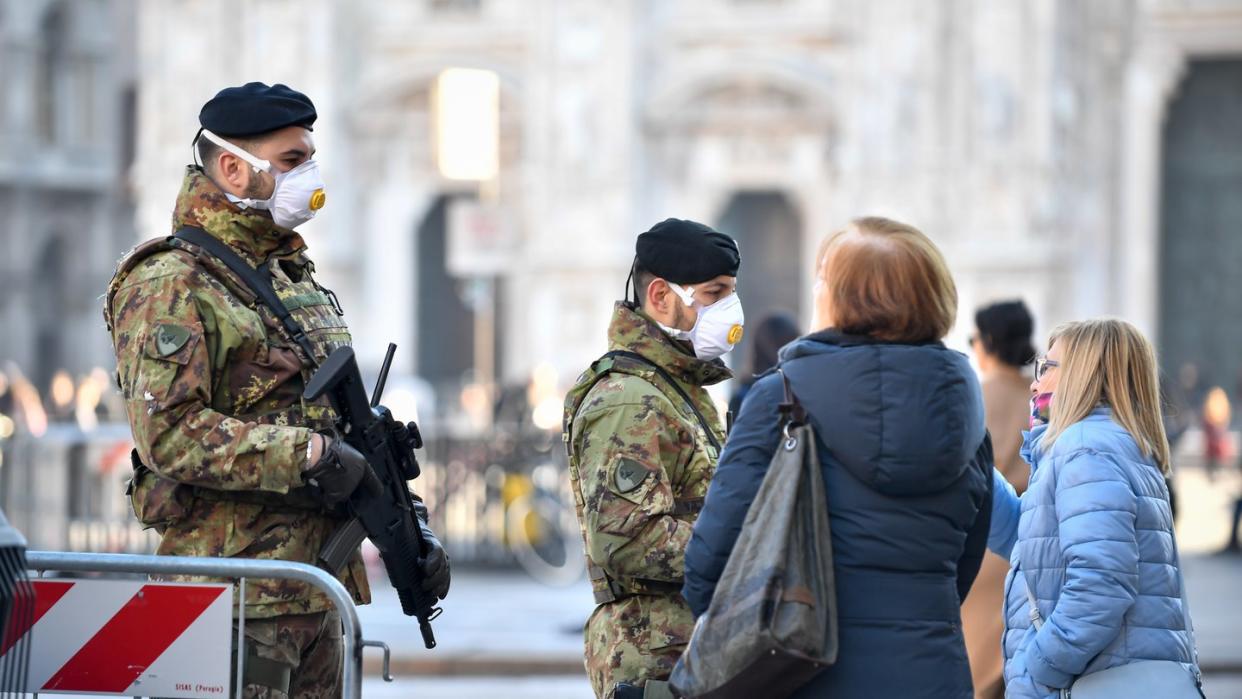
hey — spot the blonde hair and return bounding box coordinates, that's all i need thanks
[1043,318,1171,473]
[815,217,957,342]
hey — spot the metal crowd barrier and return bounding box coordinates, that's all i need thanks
[1,509,33,698]
[25,551,391,699]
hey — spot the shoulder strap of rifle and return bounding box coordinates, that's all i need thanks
[174,226,319,368]
[604,350,722,453]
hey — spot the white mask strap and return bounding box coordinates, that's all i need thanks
[668,283,696,307]
[199,129,272,174]
[232,195,270,211]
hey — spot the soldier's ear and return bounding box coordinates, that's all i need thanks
[217,151,251,193]
[646,278,670,313]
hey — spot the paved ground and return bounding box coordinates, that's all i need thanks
[362,555,1241,698]
[356,567,594,675]
[357,463,1242,697]
[362,675,588,698]
[1176,463,1242,697]
[356,566,595,696]
[36,464,1242,698]
[1206,675,1242,698]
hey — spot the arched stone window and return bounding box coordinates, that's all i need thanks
[1158,59,1242,397]
[715,191,803,376]
[35,3,68,144]
[429,0,482,13]
[33,236,68,389]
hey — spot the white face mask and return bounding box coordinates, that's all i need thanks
[200,129,326,229]
[668,283,745,360]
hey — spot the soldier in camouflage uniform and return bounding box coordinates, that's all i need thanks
[564,219,744,699]
[104,83,449,698]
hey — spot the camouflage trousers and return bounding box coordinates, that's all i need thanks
[231,609,342,698]
[584,593,693,699]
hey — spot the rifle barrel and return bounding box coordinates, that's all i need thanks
[371,343,398,408]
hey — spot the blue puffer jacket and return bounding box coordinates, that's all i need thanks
[989,408,1200,699]
[684,331,992,698]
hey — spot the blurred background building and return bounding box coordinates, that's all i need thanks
[128,0,1242,398]
[3,0,1242,694]
[0,0,1238,550]
[0,0,136,388]
[0,0,139,549]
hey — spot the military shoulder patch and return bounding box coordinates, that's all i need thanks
[155,323,192,357]
[614,458,651,494]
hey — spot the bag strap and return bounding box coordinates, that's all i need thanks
[1023,570,1044,630]
[776,367,807,428]
[603,350,721,453]
[174,226,319,368]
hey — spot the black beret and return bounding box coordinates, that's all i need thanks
[636,218,740,284]
[198,82,316,137]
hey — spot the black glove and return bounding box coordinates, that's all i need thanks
[302,436,380,507]
[413,499,450,600]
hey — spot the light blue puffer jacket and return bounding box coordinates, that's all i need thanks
[988,408,1200,699]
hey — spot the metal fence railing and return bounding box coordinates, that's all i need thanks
[1,508,33,698]
[23,551,388,699]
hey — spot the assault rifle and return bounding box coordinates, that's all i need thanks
[304,343,440,649]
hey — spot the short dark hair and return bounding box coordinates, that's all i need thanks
[975,300,1036,368]
[630,257,658,308]
[195,132,263,176]
[196,136,221,173]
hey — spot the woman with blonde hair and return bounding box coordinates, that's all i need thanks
[988,318,1203,698]
[685,217,992,697]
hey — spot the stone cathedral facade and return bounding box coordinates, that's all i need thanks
[0,0,137,391]
[52,0,1242,408]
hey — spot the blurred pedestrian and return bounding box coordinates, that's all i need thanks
[989,319,1202,698]
[1180,362,1205,415]
[685,217,992,698]
[0,370,11,421]
[727,312,800,418]
[1224,491,1242,554]
[1202,386,1231,481]
[961,300,1036,699]
[1160,371,1196,523]
[1163,373,1195,451]
[1210,383,1242,552]
[563,219,742,699]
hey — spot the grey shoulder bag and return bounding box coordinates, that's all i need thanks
[1024,530,1204,698]
[669,369,837,698]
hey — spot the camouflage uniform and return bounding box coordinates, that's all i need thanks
[105,167,368,696]
[564,302,731,698]
[232,610,342,699]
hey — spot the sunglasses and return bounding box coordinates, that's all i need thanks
[1035,357,1060,381]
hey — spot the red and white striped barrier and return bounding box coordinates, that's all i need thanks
[1,579,232,697]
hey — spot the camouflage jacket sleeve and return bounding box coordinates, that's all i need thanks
[110,257,311,493]
[573,375,694,583]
